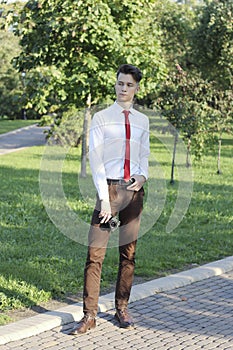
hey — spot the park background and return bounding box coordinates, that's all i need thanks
[0,0,232,325]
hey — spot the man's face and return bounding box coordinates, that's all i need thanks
[115,73,139,104]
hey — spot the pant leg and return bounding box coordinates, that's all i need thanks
[83,205,110,317]
[115,240,137,311]
[115,187,144,310]
[83,244,107,317]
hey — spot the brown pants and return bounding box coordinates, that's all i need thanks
[83,183,144,317]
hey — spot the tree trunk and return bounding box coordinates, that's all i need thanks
[170,131,179,185]
[186,138,191,168]
[217,137,222,175]
[80,94,92,178]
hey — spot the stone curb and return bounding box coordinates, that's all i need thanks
[0,256,233,345]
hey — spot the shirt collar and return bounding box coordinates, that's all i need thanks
[114,101,135,115]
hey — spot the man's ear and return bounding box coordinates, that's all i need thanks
[135,84,140,93]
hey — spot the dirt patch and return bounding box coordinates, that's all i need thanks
[5,294,83,324]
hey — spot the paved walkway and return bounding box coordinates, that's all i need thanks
[0,124,48,155]
[0,126,233,349]
[0,257,233,350]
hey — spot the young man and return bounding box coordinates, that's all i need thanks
[69,64,150,335]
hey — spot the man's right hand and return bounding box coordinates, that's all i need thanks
[99,200,112,223]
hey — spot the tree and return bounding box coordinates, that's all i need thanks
[211,88,233,174]
[0,31,21,118]
[0,2,22,119]
[14,0,120,115]
[110,0,167,100]
[152,0,196,70]
[12,0,167,177]
[191,0,233,89]
[13,0,166,116]
[155,64,218,180]
[189,0,233,172]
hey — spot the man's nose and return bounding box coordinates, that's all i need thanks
[121,84,127,91]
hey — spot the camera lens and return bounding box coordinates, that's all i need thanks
[110,219,117,228]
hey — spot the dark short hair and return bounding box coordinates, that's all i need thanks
[116,64,143,83]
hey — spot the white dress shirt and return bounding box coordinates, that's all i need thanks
[89,102,150,201]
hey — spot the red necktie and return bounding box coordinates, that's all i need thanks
[123,110,131,181]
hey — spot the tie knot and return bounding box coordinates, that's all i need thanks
[123,110,130,118]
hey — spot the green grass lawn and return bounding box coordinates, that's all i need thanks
[0,119,38,135]
[0,134,232,325]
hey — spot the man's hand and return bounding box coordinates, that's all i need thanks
[99,200,112,223]
[127,174,146,191]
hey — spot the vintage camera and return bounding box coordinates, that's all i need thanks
[129,177,135,184]
[100,216,120,232]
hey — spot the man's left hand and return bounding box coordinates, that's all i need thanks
[127,175,146,191]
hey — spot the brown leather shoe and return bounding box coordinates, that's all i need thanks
[69,315,96,335]
[115,309,134,328]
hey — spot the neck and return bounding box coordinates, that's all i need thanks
[116,100,133,110]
